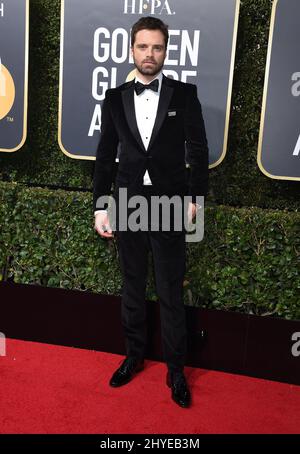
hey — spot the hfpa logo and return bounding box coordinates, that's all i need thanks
[123,0,175,15]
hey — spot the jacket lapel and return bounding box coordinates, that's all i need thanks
[122,81,146,153]
[148,75,174,152]
[121,75,174,153]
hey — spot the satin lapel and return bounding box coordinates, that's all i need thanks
[148,76,174,152]
[122,83,146,153]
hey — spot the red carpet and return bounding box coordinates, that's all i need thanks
[0,338,299,434]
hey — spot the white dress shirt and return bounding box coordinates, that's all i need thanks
[134,71,162,185]
[95,72,163,215]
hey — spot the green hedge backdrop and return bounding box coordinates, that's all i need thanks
[0,0,299,319]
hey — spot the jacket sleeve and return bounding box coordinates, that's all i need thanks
[184,84,209,202]
[93,90,119,211]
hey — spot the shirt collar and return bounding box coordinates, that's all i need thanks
[134,71,163,94]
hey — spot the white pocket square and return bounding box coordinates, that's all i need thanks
[168,111,176,117]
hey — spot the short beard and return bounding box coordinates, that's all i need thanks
[134,60,164,78]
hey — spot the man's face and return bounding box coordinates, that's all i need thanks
[131,29,167,79]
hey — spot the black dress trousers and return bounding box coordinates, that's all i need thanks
[114,185,187,372]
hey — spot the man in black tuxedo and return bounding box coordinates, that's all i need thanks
[93,17,209,408]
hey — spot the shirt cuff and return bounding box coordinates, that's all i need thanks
[94,210,107,216]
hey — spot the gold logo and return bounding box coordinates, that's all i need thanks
[126,69,137,82]
[0,58,15,120]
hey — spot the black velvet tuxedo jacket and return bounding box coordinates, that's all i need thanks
[93,74,209,211]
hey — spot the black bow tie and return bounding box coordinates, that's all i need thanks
[134,79,159,95]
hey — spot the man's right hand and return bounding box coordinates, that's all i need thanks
[94,212,114,238]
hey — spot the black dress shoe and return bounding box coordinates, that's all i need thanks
[109,357,144,387]
[166,370,191,408]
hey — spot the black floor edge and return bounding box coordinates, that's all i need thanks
[0,282,299,385]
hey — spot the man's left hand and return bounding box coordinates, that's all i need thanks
[187,202,199,224]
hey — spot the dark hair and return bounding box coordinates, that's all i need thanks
[131,16,169,48]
